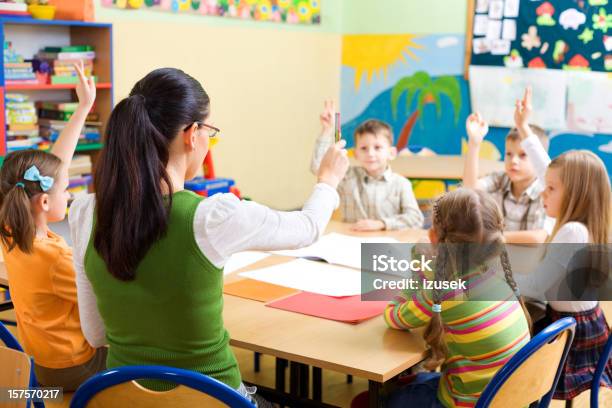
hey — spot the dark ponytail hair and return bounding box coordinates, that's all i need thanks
[0,150,62,253]
[94,68,209,281]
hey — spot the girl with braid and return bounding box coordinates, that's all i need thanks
[384,188,531,408]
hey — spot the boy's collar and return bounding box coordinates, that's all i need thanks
[503,175,541,200]
[358,166,393,182]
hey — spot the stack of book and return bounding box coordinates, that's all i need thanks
[4,41,37,85]
[36,46,97,85]
[67,155,93,208]
[5,93,44,153]
[36,101,102,147]
[0,1,29,18]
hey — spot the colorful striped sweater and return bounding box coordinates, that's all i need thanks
[384,265,531,407]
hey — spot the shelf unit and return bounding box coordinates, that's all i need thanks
[0,17,113,165]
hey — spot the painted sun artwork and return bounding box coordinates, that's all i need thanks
[342,34,423,90]
[102,0,322,25]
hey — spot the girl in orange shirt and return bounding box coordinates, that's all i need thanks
[0,62,106,390]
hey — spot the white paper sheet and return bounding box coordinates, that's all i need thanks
[223,251,270,275]
[503,0,520,18]
[239,258,362,297]
[488,0,504,19]
[269,233,399,270]
[476,0,490,13]
[473,38,492,54]
[486,19,502,40]
[502,19,517,40]
[474,15,489,36]
[491,39,511,55]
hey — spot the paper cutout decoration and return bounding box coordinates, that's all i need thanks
[560,9,587,30]
[605,54,612,70]
[604,35,612,50]
[553,40,569,63]
[223,278,299,302]
[266,292,389,324]
[578,28,595,44]
[540,42,550,54]
[592,8,611,33]
[588,0,608,6]
[504,49,524,67]
[536,2,556,26]
[563,54,591,70]
[521,26,542,50]
[528,57,546,68]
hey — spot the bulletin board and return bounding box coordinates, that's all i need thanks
[467,0,610,71]
[465,0,612,133]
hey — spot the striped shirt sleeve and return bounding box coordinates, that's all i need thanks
[384,289,433,330]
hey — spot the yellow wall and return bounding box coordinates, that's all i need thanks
[96,3,342,209]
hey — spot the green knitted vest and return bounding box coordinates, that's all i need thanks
[84,190,241,389]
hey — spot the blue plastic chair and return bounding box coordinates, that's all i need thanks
[0,321,44,408]
[475,317,576,408]
[591,332,612,408]
[70,365,255,408]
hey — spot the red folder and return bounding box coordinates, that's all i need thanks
[266,292,389,324]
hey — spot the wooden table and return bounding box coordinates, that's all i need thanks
[351,155,504,192]
[390,155,504,180]
[223,221,428,407]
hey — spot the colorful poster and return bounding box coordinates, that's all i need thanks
[101,0,322,25]
[567,71,612,134]
[468,65,567,129]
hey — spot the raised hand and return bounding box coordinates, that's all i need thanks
[466,112,489,145]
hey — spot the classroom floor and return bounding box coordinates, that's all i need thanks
[1,304,611,407]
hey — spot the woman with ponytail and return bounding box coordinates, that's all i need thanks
[0,63,107,390]
[69,68,349,404]
[384,188,531,408]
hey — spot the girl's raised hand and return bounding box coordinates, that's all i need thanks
[74,60,96,110]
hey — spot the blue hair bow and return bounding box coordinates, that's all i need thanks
[24,166,54,192]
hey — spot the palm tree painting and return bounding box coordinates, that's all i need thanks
[390,71,462,151]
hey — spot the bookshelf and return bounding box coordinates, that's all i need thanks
[0,17,113,167]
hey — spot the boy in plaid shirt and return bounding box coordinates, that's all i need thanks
[311,101,423,231]
[463,112,553,243]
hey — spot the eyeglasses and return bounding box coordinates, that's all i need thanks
[184,121,220,139]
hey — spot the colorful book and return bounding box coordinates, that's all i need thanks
[50,75,97,85]
[44,45,94,53]
[37,51,96,60]
[0,3,28,12]
[36,101,80,112]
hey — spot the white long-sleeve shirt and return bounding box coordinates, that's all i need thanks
[518,135,597,312]
[69,184,339,347]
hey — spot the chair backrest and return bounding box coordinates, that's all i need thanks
[475,317,576,408]
[0,320,23,351]
[591,332,612,408]
[0,345,33,408]
[70,365,256,408]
